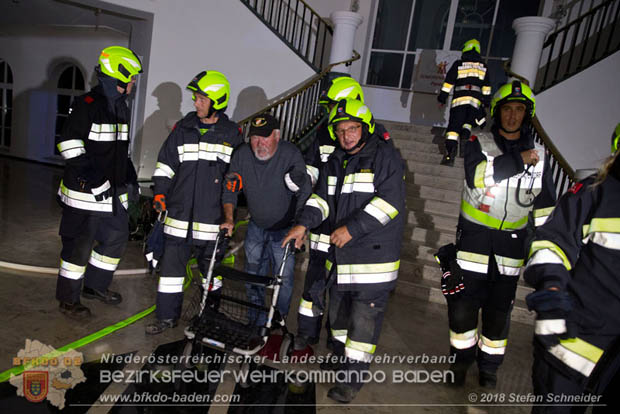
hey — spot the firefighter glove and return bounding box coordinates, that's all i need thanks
[224,172,243,193]
[284,167,307,193]
[434,243,464,298]
[526,289,576,348]
[153,194,166,213]
[91,180,113,202]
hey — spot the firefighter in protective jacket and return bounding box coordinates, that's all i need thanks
[438,39,492,166]
[284,98,406,403]
[296,76,392,352]
[145,71,243,335]
[448,81,556,388]
[523,124,620,413]
[55,46,142,319]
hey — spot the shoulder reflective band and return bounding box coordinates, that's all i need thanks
[57,139,86,160]
[460,199,528,230]
[533,206,554,227]
[582,217,620,250]
[306,165,319,186]
[441,82,453,93]
[527,240,572,271]
[363,196,399,225]
[482,86,492,95]
[306,194,329,221]
[153,162,175,179]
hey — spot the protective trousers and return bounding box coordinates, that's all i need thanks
[156,238,223,321]
[445,104,484,154]
[329,284,390,391]
[297,250,328,341]
[56,202,128,303]
[447,222,525,374]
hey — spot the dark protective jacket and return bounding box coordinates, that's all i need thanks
[152,112,243,243]
[56,84,137,216]
[438,50,492,108]
[302,122,392,255]
[297,134,406,292]
[524,164,620,380]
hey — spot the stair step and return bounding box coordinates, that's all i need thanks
[406,160,465,180]
[405,224,455,248]
[393,138,441,154]
[394,278,534,325]
[406,184,461,204]
[407,172,463,192]
[406,210,458,233]
[400,148,465,168]
[407,196,460,218]
[378,120,434,135]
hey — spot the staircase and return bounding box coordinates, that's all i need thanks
[379,120,535,325]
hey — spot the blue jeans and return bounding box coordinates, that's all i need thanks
[244,220,295,326]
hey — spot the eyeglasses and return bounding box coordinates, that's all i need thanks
[334,125,361,137]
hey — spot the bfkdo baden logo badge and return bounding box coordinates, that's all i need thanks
[23,371,49,403]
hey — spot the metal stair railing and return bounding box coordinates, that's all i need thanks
[240,0,334,72]
[537,0,620,92]
[238,51,360,150]
[505,62,576,196]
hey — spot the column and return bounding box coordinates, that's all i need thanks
[328,10,363,74]
[511,16,556,86]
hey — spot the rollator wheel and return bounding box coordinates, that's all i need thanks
[279,333,294,362]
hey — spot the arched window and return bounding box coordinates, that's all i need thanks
[55,65,86,150]
[0,59,13,149]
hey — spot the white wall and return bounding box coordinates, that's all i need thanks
[536,51,620,171]
[0,25,128,164]
[100,0,316,178]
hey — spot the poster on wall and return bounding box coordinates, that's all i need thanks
[412,49,461,94]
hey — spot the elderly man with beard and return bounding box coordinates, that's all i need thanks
[221,113,312,324]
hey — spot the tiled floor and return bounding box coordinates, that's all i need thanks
[0,156,538,413]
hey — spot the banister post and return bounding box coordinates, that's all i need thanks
[328,10,363,74]
[511,16,556,86]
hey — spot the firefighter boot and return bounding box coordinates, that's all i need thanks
[448,362,471,387]
[145,319,178,335]
[82,287,122,305]
[479,370,497,389]
[327,384,358,403]
[441,146,457,166]
[59,301,91,320]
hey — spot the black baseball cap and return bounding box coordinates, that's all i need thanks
[248,113,280,137]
